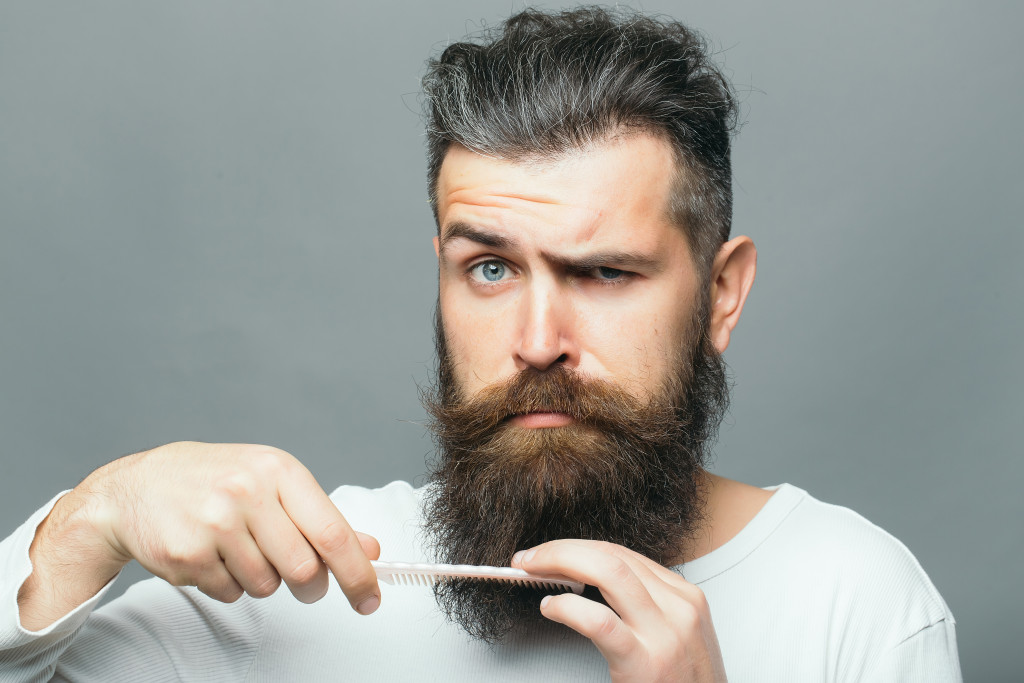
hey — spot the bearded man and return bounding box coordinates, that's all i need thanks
[1,7,961,682]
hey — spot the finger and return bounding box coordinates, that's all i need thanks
[569,542,719,657]
[194,560,245,603]
[588,542,712,621]
[277,470,380,614]
[219,532,282,599]
[521,539,701,606]
[597,542,705,599]
[356,531,381,560]
[249,506,330,604]
[524,539,714,651]
[515,541,659,628]
[540,593,638,665]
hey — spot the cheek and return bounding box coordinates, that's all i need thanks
[580,300,689,396]
[439,291,514,392]
[598,322,671,393]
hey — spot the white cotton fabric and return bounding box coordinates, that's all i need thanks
[0,482,961,682]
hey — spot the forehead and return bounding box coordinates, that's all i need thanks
[436,133,682,253]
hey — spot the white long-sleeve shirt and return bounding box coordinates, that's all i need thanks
[0,482,961,681]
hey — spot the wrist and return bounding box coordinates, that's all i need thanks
[17,489,130,631]
[71,454,140,564]
[54,486,131,566]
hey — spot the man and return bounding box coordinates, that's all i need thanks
[0,7,960,681]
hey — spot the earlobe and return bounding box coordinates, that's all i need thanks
[708,236,757,353]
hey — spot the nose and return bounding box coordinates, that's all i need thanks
[514,280,579,372]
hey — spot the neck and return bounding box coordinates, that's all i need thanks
[672,472,776,565]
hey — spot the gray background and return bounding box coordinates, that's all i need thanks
[1,0,1020,679]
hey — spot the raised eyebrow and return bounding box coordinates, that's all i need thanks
[439,222,520,253]
[439,222,662,272]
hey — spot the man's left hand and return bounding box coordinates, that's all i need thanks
[512,540,727,682]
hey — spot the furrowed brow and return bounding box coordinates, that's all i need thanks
[439,222,663,273]
[439,222,519,254]
[550,251,664,273]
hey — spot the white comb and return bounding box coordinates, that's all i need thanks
[371,560,585,594]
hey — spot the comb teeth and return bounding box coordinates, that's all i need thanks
[370,561,585,594]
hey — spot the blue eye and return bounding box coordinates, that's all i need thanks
[596,266,624,280]
[472,261,508,282]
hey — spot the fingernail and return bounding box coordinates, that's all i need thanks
[540,595,551,608]
[522,548,537,564]
[356,595,380,615]
[511,550,525,567]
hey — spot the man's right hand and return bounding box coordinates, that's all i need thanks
[16,441,381,631]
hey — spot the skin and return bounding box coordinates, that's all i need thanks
[17,442,383,631]
[18,131,767,682]
[435,137,697,401]
[435,133,765,681]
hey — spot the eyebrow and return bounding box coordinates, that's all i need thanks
[439,221,664,273]
[439,222,519,252]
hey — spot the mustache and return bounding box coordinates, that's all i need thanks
[421,302,729,642]
[427,365,681,448]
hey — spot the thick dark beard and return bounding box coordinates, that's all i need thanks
[421,302,729,643]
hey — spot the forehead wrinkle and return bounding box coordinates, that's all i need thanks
[441,196,676,263]
[443,180,603,222]
[446,198,604,235]
[457,189,565,206]
[443,186,565,211]
[441,203,605,256]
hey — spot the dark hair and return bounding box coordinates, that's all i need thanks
[421,6,738,276]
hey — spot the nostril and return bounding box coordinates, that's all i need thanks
[554,353,568,365]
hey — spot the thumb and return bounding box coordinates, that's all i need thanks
[356,532,381,561]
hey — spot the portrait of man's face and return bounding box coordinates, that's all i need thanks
[422,132,732,641]
[434,133,701,400]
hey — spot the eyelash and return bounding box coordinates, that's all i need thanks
[465,259,633,288]
[574,266,633,287]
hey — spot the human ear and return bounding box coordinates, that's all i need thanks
[708,236,757,353]
[433,235,440,259]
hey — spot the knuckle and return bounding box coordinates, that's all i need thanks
[592,540,621,554]
[675,602,701,635]
[164,569,193,587]
[336,570,377,601]
[250,574,282,599]
[196,574,236,602]
[689,585,710,612]
[589,611,620,640]
[285,557,323,585]
[344,581,376,602]
[250,446,291,475]
[604,557,634,585]
[158,542,211,570]
[198,504,239,535]
[315,520,353,556]
[155,549,181,569]
[213,472,260,502]
[211,585,244,603]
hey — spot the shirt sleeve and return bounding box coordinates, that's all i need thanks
[863,619,963,683]
[0,491,122,682]
[0,493,268,682]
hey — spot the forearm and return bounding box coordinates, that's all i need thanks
[16,489,128,632]
[1,490,121,681]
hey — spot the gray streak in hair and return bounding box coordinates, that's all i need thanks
[421,6,738,278]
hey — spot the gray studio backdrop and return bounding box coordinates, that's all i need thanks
[1,1,1020,680]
